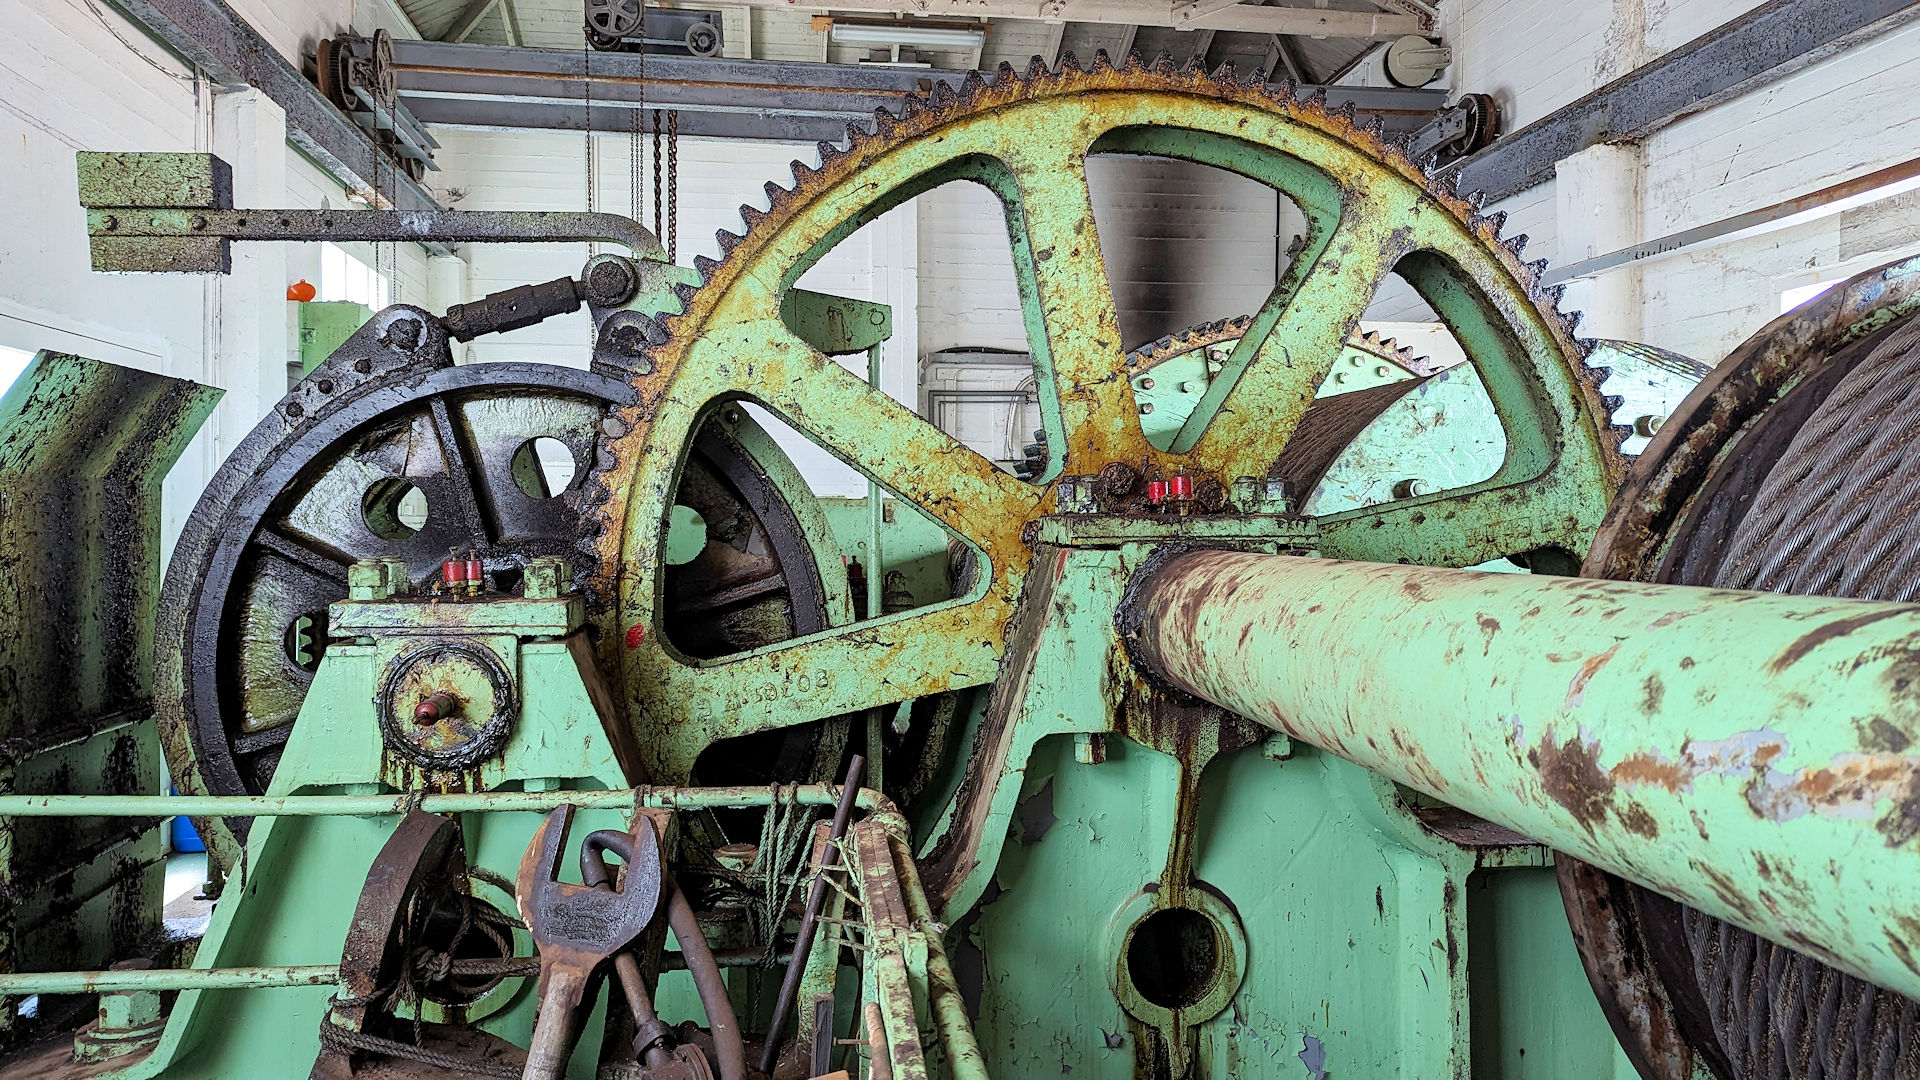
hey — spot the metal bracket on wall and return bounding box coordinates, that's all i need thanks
[1439,0,1920,202]
[78,152,665,272]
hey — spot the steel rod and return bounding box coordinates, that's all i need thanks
[85,209,664,259]
[1124,550,1920,1000]
[0,965,343,994]
[759,755,865,1076]
[885,829,990,1079]
[0,785,894,819]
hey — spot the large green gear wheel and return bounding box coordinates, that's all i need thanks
[582,52,1627,789]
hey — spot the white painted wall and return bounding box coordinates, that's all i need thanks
[2,0,441,565]
[1446,0,1920,365]
[430,127,920,496]
[1636,17,1920,361]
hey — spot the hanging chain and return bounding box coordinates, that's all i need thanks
[641,3,656,226]
[629,105,645,222]
[651,109,664,245]
[583,40,597,258]
[378,127,395,305]
[666,110,679,263]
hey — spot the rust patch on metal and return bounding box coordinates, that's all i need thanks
[1863,717,1914,753]
[1531,732,1616,833]
[1563,643,1620,710]
[1765,607,1908,674]
[1605,729,1920,840]
[1640,674,1665,714]
[1609,754,1690,791]
[1610,732,1789,794]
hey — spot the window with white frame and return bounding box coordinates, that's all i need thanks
[0,345,32,401]
[320,242,391,308]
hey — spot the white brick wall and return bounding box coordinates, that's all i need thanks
[1442,0,1920,365]
[430,128,920,494]
[4,0,227,559]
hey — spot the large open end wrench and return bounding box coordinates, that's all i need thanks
[516,805,664,1080]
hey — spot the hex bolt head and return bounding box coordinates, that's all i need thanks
[584,256,639,307]
[1097,461,1139,498]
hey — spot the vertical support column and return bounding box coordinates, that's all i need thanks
[869,200,919,415]
[427,254,471,363]
[1554,142,1643,340]
[211,88,291,452]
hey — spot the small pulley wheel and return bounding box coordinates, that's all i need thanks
[685,21,720,57]
[585,0,644,39]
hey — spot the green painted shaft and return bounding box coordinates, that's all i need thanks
[867,340,887,793]
[0,966,341,994]
[0,785,896,820]
[887,829,990,1080]
[1128,551,1920,999]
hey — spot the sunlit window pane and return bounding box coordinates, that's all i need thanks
[0,345,33,401]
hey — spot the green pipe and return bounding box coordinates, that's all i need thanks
[885,829,989,1079]
[867,340,887,794]
[0,784,900,823]
[1125,551,1920,1000]
[0,966,341,994]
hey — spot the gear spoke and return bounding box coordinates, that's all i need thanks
[1001,142,1138,475]
[1179,212,1402,474]
[748,320,1046,547]
[1316,472,1593,567]
[427,396,496,548]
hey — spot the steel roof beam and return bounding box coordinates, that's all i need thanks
[391,40,1445,141]
[691,0,1421,36]
[104,0,441,210]
[1441,0,1920,204]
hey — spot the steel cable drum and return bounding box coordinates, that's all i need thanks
[1568,254,1920,1080]
[154,306,843,869]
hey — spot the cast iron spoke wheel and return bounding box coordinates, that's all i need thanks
[1566,254,1920,1080]
[581,54,1626,786]
[157,307,833,860]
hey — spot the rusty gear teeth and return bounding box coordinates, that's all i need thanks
[588,55,1624,615]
